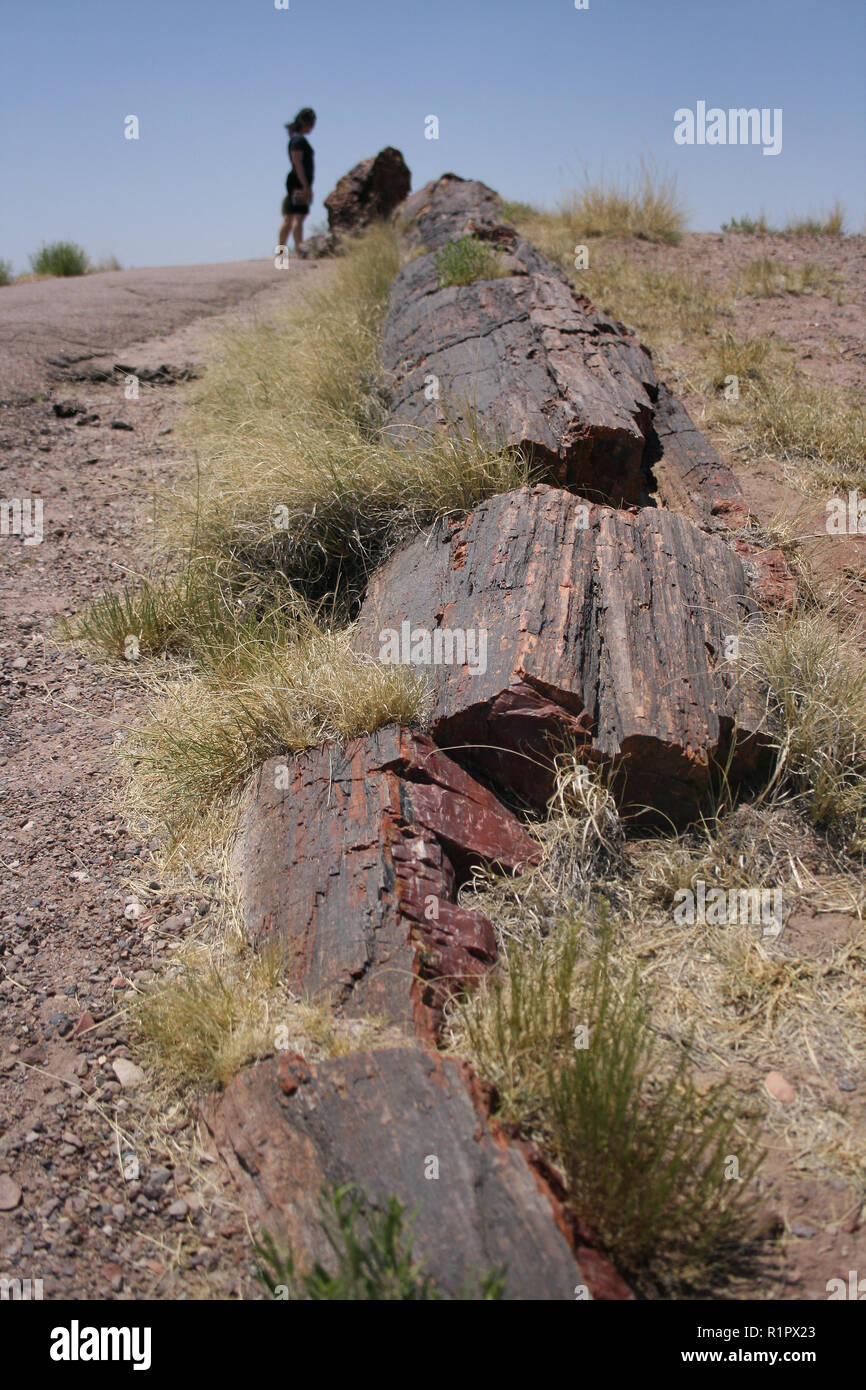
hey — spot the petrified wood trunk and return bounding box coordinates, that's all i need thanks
[324,146,411,233]
[204,1046,631,1300]
[234,727,538,1039]
[393,172,505,248]
[382,229,659,506]
[353,485,767,820]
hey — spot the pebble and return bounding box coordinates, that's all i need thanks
[764,1070,797,1104]
[111,1058,145,1090]
[167,1199,189,1220]
[0,1177,22,1210]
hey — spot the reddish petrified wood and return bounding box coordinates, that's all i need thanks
[354,485,768,820]
[234,727,538,1038]
[323,147,411,233]
[203,1045,632,1300]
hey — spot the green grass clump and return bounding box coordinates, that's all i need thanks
[0,259,13,286]
[255,1186,506,1300]
[722,214,771,235]
[723,205,845,237]
[28,240,90,276]
[782,203,845,236]
[434,235,507,287]
[451,913,759,1294]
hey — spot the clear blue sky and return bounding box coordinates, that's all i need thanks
[1,0,863,271]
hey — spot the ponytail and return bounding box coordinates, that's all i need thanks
[287,107,316,135]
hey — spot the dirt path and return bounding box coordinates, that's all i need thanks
[0,257,330,1300]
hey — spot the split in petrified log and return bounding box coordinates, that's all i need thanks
[203,1045,633,1300]
[233,727,538,1039]
[353,485,769,821]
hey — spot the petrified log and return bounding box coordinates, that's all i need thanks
[204,1045,631,1300]
[382,231,659,506]
[324,146,411,233]
[234,727,538,1038]
[353,485,768,820]
[393,172,505,248]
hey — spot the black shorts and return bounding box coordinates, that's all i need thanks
[282,189,310,216]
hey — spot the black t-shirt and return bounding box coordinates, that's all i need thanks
[286,133,314,193]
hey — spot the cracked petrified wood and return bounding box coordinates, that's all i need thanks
[382,224,659,506]
[393,172,505,248]
[353,485,768,820]
[204,1045,631,1300]
[234,727,538,1038]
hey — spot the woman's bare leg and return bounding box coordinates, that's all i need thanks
[278,213,293,247]
[291,213,307,250]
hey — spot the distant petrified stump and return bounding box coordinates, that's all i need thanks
[204,1046,631,1300]
[234,727,538,1038]
[354,486,767,819]
[324,147,411,233]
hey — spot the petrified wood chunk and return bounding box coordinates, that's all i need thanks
[204,1046,631,1300]
[234,727,538,1038]
[393,172,505,248]
[382,234,659,506]
[353,485,767,819]
[324,146,411,233]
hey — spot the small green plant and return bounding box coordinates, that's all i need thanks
[0,259,13,286]
[28,240,90,276]
[452,914,760,1293]
[722,214,771,235]
[434,235,506,287]
[254,1185,507,1300]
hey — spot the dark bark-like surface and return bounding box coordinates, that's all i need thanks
[393,172,505,248]
[324,147,411,233]
[204,1046,632,1300]
[354,486,768,819]
[382,233,659,506]
[234,727,538,1038]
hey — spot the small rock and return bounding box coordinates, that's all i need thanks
[838,1076,857,1092]
[110,420,134,431]
[167,1199,189,1220]
[112,1058,145,1090]
[0,1177,22,1210]
[790,1220,817,1239]
[765,1070,796,1104]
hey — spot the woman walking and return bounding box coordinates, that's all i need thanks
[278,107,316,253]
